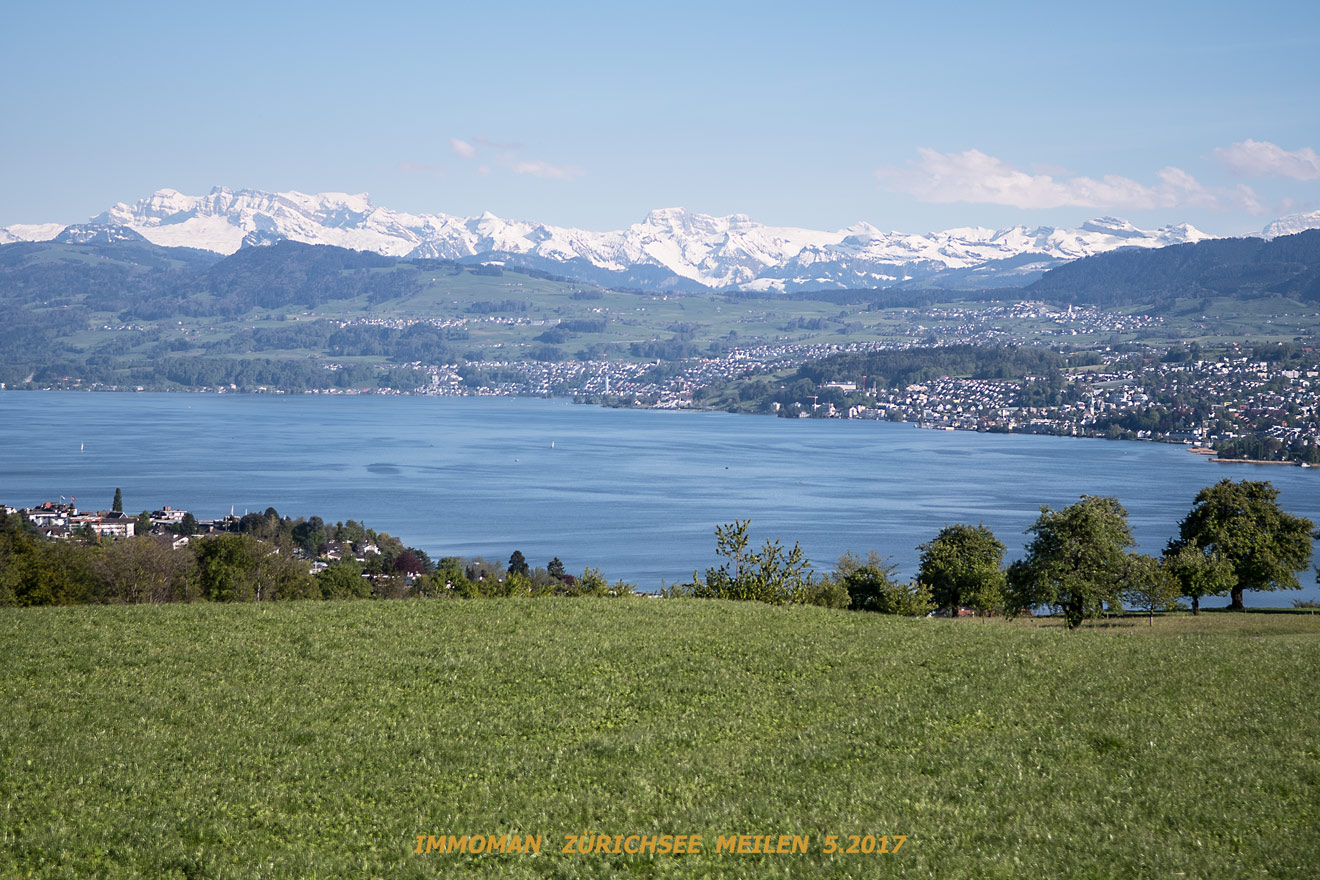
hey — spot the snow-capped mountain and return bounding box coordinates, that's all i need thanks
[0,186,1244,291]
[1262,210,1320,239]
[53,224,150,246]
[0,222,67,245]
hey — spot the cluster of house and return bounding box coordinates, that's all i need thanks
[6,501,394,574]
[10,501,139,540]
[6,501,231,544]
[309,540,381,573]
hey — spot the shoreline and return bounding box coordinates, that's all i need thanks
[5,387,1317,470]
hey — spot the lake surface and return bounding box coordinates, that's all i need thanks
[3,392,1318,606]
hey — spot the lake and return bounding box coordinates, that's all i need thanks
[3,392,1317,606]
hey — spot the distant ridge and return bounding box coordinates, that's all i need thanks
[1028,228,1320,306]
[3,187,1318,292]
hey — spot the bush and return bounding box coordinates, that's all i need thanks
[686,521,816,605]
[837,556,933,616]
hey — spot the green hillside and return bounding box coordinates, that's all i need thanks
[3,600,1317,878]
[4,234,1318,392]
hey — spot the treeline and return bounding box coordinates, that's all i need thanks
[3,480,1313,620]
[665,479,1317,626]
[796,344,1075,388]
[20,357,428,393]
[1027,229,1320,308]
[1215,436,1320,464]
[722,288,994,309]
[695,344,1088,416]
[0,507,632,606]
[202,321,469,362]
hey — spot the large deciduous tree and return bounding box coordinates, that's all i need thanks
[1007,495,1136,628]
[192,534,316,602]
[917,523,1007,616]
[1161,544,1235,615]
[1167,479,1314,610]
[93,536,197,603]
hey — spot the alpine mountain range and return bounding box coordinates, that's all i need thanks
[3,187,1318,293]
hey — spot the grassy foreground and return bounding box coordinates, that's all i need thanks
[2,601,1318,879]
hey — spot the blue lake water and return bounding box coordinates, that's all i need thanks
[2,391,1317,606]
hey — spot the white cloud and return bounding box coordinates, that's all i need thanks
[1213,139,1320,180]
[506,158,585,180]
[879,148,1262,213]
[448,136,583,181]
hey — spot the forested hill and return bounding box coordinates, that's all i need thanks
[7,229,1320,319]
[1026,229,1320,307]
[0,236,581,321]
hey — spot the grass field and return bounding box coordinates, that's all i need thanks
[2,600,1318,878]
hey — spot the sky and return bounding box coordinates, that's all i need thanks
[2,0,1318,237]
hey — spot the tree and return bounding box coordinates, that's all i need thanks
[1167,480,1315,610]
[430,557,476,597]
[500,570,534,597]
[1161,544,1235,615]
[177,511,198,537]
[917,524,1007,616]
[338,519,367,544]
[547,556,566,580]
[688,520,815,605]
[112,488,123,513]
[291,516,326,555]
[393,550,425,577]
[1007,495,1137,628]
[192,534,316,602]
[316,558,370,599]
[93,536,197,604]
[507,550,529,577]
[466,556,502,586]
[135,511,153,537]
[570,567,635,598]
[0,529,97,606]
[836,554,932,616]
[405,546,433,575]
[1123,553,1183,625]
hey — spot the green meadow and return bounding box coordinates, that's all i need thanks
[2,600,1318,878]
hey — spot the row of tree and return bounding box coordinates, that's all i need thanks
[2,480,1313,622]
[672,479,1317,627]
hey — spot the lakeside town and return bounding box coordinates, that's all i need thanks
[7,295,1319,464]
[389,338,1320,464]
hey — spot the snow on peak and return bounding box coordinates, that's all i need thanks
[0,222,66,244]
[1080,216,1144,238]
[54,224,148,245]
[2,186,1271,291]
[1263,210,1320,239]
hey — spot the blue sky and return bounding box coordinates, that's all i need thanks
[2,0,1318,235]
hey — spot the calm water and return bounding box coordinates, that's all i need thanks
[3,392,1318,606]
